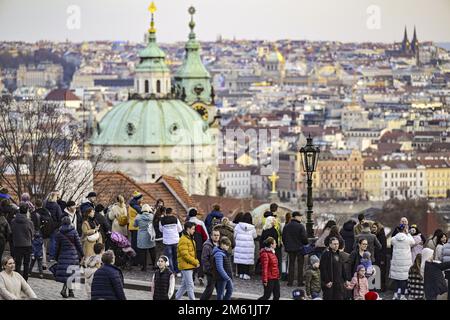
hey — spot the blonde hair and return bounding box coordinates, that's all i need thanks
[117,195,125,205]
[47,192,58,202]
[263,216,275,230]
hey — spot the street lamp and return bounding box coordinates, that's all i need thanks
[299,134,320,238]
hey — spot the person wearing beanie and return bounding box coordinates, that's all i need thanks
[134,204,156,271]
[10,204,34,281]
[205,204,223,234]
[364,291,381,300]
[128,191,143,266]
[304,255,321,299]
[187,207,208,286]
[20,193,35,213]
[62,200,82,237]
[258,237,280,300]
[345,264,369,300]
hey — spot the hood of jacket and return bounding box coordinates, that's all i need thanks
[13,213,28,224]
[394,232,408,241]
[212,246,227,257]
[236,222,255,233]
[343,220,355,232]
[60,224,76,234]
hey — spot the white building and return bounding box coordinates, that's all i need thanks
[219,164,252,198]
[380,161,427,200]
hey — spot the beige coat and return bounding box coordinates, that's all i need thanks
[108,203,128,236]
[81,220,103,258]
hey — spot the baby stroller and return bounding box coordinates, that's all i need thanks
[109,232,136,270]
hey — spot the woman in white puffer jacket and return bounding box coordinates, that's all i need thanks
[389,224,415,300]
[233,212,257,280]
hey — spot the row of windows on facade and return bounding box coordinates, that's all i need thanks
[137,80,165,93]
[322,182,362,189]
[385,181,423,187]
[221,180,251,187]
[385,190,423,197]
[384,172,423,178]
[220,172,251,178]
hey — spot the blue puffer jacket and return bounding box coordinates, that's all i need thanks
[91,264,126,300]
[54,224,83,283]
[32,232,44,258]
[133,212,155,249]
[45,201,63,227]
[205,210,224,232]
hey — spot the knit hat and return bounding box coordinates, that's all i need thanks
[188,208,198,217]
[398,224,406,232]
[292,289,306,300]
[362,251,371,259]
[142,204,154,213]
[356,264,366,272]
[132,191,143,200]
[309,255,320,266]
[364,291,380,300]
[87,192,97,198]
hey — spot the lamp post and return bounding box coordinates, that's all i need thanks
[299,134,320,239]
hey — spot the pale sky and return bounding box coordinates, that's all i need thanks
[0,0,449,43]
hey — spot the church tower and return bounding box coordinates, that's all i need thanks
[411,26,420,66]
[401,26,410,53]
[134,2,171,97]
[174,6,217,126]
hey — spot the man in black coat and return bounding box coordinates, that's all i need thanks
[91,250,126,300]
[94,204,111,249]
[282,211,309,286]
[10,204,34,280]
[61,201,82,237]
[200,229,221,300]
[320,237,350,300]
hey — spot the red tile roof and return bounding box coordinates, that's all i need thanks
[45,89,81,101]
[191,194,265,219]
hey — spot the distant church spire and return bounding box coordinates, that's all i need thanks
[401,26,410,53]
[411,25,419,53]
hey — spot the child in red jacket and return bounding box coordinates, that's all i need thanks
[258,237,280,300]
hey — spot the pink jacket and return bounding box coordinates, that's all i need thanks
[348,274,369,300]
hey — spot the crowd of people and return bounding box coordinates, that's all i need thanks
[1,186,450,301]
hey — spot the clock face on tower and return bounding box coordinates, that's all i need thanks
[192,102,209,121]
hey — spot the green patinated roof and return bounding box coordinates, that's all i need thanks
[91,99,214,146]
[175,39,210,79]
[136,33,169,73]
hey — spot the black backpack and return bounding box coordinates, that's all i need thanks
[40,210,55,238]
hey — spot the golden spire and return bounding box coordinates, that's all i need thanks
[148,2,157,33]
[268,171,279,193]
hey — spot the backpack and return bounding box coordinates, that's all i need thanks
[147,222,156,242]
[40,212,54,238]
[118,214,129,227]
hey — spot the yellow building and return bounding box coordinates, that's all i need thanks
[315,149,364,199]
[420,159,450,198]
[363,161,383,201]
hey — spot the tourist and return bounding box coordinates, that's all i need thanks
[81,207,102,258]
[371,222,387,291]
[91,250,126,300]
[159,207,182,275]
[150,255,175,300]
[200,229,220,300]
[424,229,444,251]
[258,237,280,300]
[10,204,34,281]
[84,243,104,299]
[62,200,82,237]
[54,216,84,298]
[128,191,143,266]
[392,217,409,238]
[354,214,372,236]
[433,232,448,262]
[29,205,43,278]
[353,222,381,260]
[80,192,97,215]
[205,204,224,234]
[340,219,356,254]
[175,222,199,300]
[324,225,345,250]
[389,224,415,300]
[213,236,233,300]
[187,207,208,285]
[409,224,425,263]
[407,253,424,300]
[348,238,368,274]
[153,200,165,262]
[315,220,336,257]
[304,255,321,299]
[282,211,308,286]
[0,256,37,300]
[345,264,369,300]
[0,211,10,260]
[45,191,63,260]
[134,204,156,271]
[108,195,129,236]
[234,212,257,280]
[422,247,450,300]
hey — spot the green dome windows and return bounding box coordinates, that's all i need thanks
[127,123,136,136]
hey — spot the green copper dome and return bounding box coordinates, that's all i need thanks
[91,99,214,146]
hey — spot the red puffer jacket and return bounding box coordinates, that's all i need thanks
[260,248,280,283]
